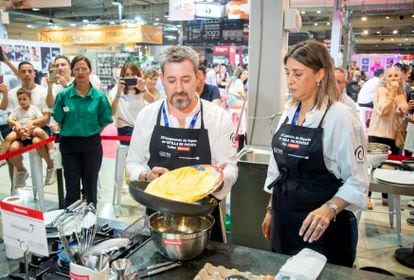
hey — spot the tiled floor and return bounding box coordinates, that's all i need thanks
[0,155,414,278]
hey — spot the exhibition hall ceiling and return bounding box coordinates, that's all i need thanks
[2,0,414,54]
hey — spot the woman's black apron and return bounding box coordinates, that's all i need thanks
[268,105,358,267]
[147,101,225,242]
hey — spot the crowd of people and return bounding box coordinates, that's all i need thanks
[0,41,414,268]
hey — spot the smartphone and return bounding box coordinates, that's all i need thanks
[49,69,57,83]
[410,92,414,101]
[0,46,4,62]
[122,77,137,86]
[0,75,3,84]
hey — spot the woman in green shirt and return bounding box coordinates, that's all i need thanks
[53,55,112,207]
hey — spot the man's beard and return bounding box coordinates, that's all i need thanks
[169,91,193,110]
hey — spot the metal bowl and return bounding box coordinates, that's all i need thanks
[402,160,414,171]
[367,143,390,168]
[149,212,214,261]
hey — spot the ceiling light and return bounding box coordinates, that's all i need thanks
[314,23,318,26]
[155,17,160,21]
[393,30,398,34]
[391,38,394,41]
[301,11,306,15]
[135,16,142,21]
[385,16,390,19]
[70,23,76,27]
[32,8,40,11]
[316,10,321,14]
[361,16,367,21]
[26,24,34,28]
[82,19,89,23]
[363,30,368,35]
[326,22,330,26]
[412,14,414,18]
[405,38,408,41]
[110,21,115,25]
[376,31,381,34]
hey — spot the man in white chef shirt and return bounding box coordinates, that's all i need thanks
[334,67,358,113]
[126,46,238,242]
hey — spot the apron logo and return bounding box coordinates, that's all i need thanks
[354,145,365,163]
[177,146,191,152]
[287,143,300,149]
[159,151,171,158]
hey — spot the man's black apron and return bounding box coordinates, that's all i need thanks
[268,105,358,267]
[147,101,225,242]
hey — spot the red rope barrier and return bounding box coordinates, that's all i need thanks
[0,135,56,161]
[0,134,130,161]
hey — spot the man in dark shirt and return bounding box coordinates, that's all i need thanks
[196,65,221,105]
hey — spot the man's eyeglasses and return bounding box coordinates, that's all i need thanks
[73,67,89,73]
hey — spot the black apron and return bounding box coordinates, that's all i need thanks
[268,105,358,267]
[147,101,224,242]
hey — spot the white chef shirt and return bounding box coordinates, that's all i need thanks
[8,84,50,114]
[109,87,146,128]
[126,98,238,200]
[264,100,369,213]
[340,91,358,113]
[357,76,381,104]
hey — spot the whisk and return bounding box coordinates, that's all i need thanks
[73,203,98,257]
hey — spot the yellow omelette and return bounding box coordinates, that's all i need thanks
[145,166,219,203]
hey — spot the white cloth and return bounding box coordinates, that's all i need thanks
[264,100,369,213]
[109,87,146,128]
[9,105,43,127]
[404,122,414,152]
[357,76,381,104]
[126,98,238,200]
[276,248,327,280]
[8,84,49,113]
[205,69,217,86]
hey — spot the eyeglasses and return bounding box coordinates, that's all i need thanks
[73,67,89,73]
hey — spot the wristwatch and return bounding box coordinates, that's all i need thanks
[324,202,338,221]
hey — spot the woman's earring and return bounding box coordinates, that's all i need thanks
[316,80,320,87]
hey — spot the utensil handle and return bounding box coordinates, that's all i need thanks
[143,261,176,271]
[143,262,182,277]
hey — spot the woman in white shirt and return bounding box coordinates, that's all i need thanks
[261,40,368,267]
[110,62,147,145]
[227,68,248,109]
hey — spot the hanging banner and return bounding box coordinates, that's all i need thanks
[4,0,71,9]
[37,25,163,45]
[169,0,249,21]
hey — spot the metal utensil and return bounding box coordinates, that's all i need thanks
[83,238,131,257]
[111,259,132,280]
[139,262,182,278]
[45,200,84,232]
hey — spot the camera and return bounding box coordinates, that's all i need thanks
[122,77,137,86]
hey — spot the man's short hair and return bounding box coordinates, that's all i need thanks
[18,61,34,71]
[334,67,348,80]
[159,46,199,74]
[198,64,207,76]
[374,68,384,77]
[400,64,412,74]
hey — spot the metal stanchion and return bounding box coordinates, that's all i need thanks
[54,134,65,209]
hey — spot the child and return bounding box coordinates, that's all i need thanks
[0,88,49,164]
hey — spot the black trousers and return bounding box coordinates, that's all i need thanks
[60,134,102,207]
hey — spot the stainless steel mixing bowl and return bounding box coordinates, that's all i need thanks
[367,143,390,168]
[149,212,215,261]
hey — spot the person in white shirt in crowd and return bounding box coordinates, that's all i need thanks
[7,61,55,187]
[1,88,49,162]
[357,68,384,135]
[227,68,248,109]
[109,61,147,146]
[143,69,165,104]
[205,63,220,86]
[126,45,238,242]
[334,67,358,113]
[261,40,368,267]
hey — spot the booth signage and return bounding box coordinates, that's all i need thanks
[38,25,163,45]
[0,201,48,257]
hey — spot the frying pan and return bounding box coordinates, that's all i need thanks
[128,180,218,216]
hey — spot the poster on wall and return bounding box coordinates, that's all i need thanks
[0,39,61,73]
[169,0,249,21]
[4,0,71,9]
